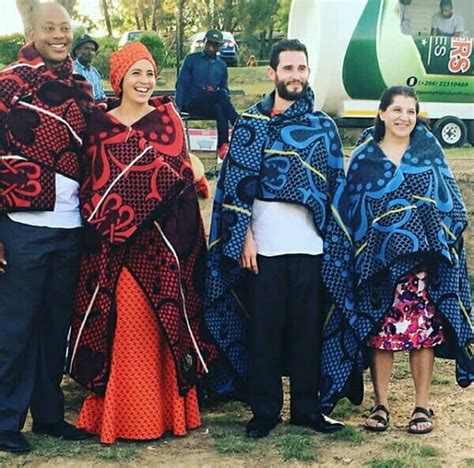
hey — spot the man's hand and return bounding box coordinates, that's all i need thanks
[0,242,6,275]
[240,228,258,274]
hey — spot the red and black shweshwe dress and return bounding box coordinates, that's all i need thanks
[68,97,218,444]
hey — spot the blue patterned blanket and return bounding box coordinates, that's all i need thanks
[204,87,354,401]
[321,124,473,412]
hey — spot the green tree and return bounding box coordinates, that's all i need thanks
[100,0,114,37]
[275,0,291,34]
[240,0,280,59]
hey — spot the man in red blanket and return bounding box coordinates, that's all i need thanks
[0,2,93,453]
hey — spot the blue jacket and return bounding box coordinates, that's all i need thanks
[175,51,229,110]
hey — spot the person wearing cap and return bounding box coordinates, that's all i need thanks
[0,2,93,453]
[176,29,239,162]
[72,34,106,102]
[68,41,218,444]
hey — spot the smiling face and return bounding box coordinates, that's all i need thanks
[268,50,310,102]
[28,3,72,68]
[379,94,418,141]
[121,59,156,104]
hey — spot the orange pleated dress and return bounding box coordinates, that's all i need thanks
[76,267,201,444]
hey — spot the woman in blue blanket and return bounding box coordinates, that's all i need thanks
[344,86,472,434]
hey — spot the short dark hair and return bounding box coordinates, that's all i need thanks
[269,39,308,70]
[373,86,420,142]
[440,0,453,8]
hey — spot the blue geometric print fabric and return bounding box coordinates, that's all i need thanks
[204,87,353,400]
[321,124,473,413]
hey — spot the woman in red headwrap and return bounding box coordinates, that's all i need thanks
[67,42,218,444]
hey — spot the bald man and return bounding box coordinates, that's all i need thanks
[0,2,93,452]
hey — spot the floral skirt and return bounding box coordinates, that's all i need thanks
[367,269,445,351]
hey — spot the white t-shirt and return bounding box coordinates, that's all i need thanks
[251,199,323,256]
[8,173,82,228]
[431,12,464,36]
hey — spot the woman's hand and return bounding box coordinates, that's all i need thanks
[0,242,7,275]
[240,228,258,274]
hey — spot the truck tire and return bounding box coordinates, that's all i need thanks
[432,116,468,148]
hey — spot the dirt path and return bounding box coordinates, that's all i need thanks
[2,358,471,467]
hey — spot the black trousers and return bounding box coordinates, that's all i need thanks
[0,217,81,431]
[184,90,239,148]
[248,254,325,420]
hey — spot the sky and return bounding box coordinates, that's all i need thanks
[0,0,102,35]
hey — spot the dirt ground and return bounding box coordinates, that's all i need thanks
[1,358,472,467]
[0,151,472,467]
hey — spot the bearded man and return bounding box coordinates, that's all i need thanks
[204,39,352,438]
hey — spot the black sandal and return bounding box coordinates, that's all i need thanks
[408,407,434,434]
[364,404,390,432]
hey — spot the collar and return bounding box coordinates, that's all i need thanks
[74,59,91,70]
[17,42,73,80]
[199,50,218,61]
[258,86,315,119]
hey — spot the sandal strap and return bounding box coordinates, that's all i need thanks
[410,416,433,425]
[368,414,388,424]
[371,404,390,417]
[411,407,433,419]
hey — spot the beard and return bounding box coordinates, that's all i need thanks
[276,79,308,101]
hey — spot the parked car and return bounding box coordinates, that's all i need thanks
[189,31,239,67]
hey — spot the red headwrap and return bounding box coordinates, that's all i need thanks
[109,42,158,95]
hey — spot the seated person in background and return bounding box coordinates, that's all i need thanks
[431,0,465,37]
[176,29,239,162]
[72,34,106,102]
[246,54,258,67]
[398,0,412,35]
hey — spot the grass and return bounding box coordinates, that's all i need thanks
[444,147,474,158]
[367,459,442,468]
[392,357,412,380]
[202,400,249,427]
[366,458,410,468]
[388,441,440,458]
[431,374,452,385]
[366,437,441,467]
[0,436,140,465]
[212,431,257,455]
[325,425,365,444]
[332,397,366,420]
[464,459,474,468]
[276,433,317,463]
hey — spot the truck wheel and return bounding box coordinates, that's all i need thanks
[432,116,468,148]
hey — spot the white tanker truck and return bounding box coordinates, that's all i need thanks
[288,0,474,147]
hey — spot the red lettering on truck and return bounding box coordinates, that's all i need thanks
[448,38,472,74]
